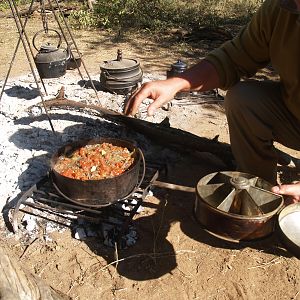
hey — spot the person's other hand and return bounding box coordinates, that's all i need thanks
[124,79,181,116]
[271,182,300,204]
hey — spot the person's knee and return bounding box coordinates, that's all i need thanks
[224,82,247,113]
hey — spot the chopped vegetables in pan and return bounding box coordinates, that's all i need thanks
[54,143,134,180]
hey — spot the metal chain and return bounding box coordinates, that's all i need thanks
[40,0,48,33]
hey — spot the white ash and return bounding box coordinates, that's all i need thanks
[0,70,178,216]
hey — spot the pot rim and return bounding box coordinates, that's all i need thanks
[195,171,284,220]
[100,59,140,72]
[50,137,140,183]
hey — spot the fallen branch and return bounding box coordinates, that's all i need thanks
[29,97,235,168]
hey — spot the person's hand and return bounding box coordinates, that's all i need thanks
[124,78,184,116]
[124,60,221,116]
[271,182,300,204]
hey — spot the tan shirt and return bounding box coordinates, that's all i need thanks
[205,0,300,121]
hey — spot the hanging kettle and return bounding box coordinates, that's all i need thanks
[33,29,71,79]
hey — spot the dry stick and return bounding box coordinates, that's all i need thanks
[114,242,119,275]
[247,257,283,270]
[85,250,196,280]
[19,237,39,259]
[292,291,300,300]
[38,260,54,276]
[152,199,168,264]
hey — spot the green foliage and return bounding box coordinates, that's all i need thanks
[68,9,98,29]
[0,0,30,11]
[67,0,262,32]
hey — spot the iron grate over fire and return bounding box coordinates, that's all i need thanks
[11,159,165,249]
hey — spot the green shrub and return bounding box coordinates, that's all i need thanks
[63,0,262,33]
[0,0,31,11]
[68,9,98,29]
[93,0,261,32]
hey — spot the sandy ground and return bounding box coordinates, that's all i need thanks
[1,13,300,300]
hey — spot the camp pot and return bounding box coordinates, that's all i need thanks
[167,59,187,78]
[33,29,71,78]
[166,59,188,99]
[100,49,143,94]
[50,137,143,207]
[67,43,82,70]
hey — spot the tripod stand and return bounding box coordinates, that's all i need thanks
[1,0,100,133]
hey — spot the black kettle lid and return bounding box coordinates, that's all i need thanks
[40,44,58,53]
[171,59,187,70]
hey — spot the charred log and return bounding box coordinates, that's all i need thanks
[29,98,235,169]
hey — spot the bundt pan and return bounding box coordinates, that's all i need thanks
[194,171,284,241]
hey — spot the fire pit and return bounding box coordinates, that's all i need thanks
[11,160,162,248]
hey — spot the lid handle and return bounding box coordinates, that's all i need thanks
[117,49,122,61]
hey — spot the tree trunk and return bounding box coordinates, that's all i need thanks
[0,246,70,300]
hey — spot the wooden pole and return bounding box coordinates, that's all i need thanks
[0,246,70,300]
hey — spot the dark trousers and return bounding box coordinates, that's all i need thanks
[225,81,300,184]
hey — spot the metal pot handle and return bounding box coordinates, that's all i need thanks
[50,147,146,206]
[32,29,62,51]
[120,148,146,201]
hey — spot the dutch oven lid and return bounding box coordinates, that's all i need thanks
[100,49,140,71]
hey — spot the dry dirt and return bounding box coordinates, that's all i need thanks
[1,13,300,300]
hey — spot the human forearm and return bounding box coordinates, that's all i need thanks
[124,59,221,116]
[174,59,220,93]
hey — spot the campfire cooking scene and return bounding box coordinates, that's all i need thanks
[1,0,300,299]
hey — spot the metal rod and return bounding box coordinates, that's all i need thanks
[8,1,49,96]
[0,0,36,103]
[45,0,85,81]
[51,0,100,102]
[9,0,55,133]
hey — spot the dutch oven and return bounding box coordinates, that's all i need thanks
[67,43,82,70]
[50,138,144,207]
[100,49,143,94]
[154,171,284,241]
